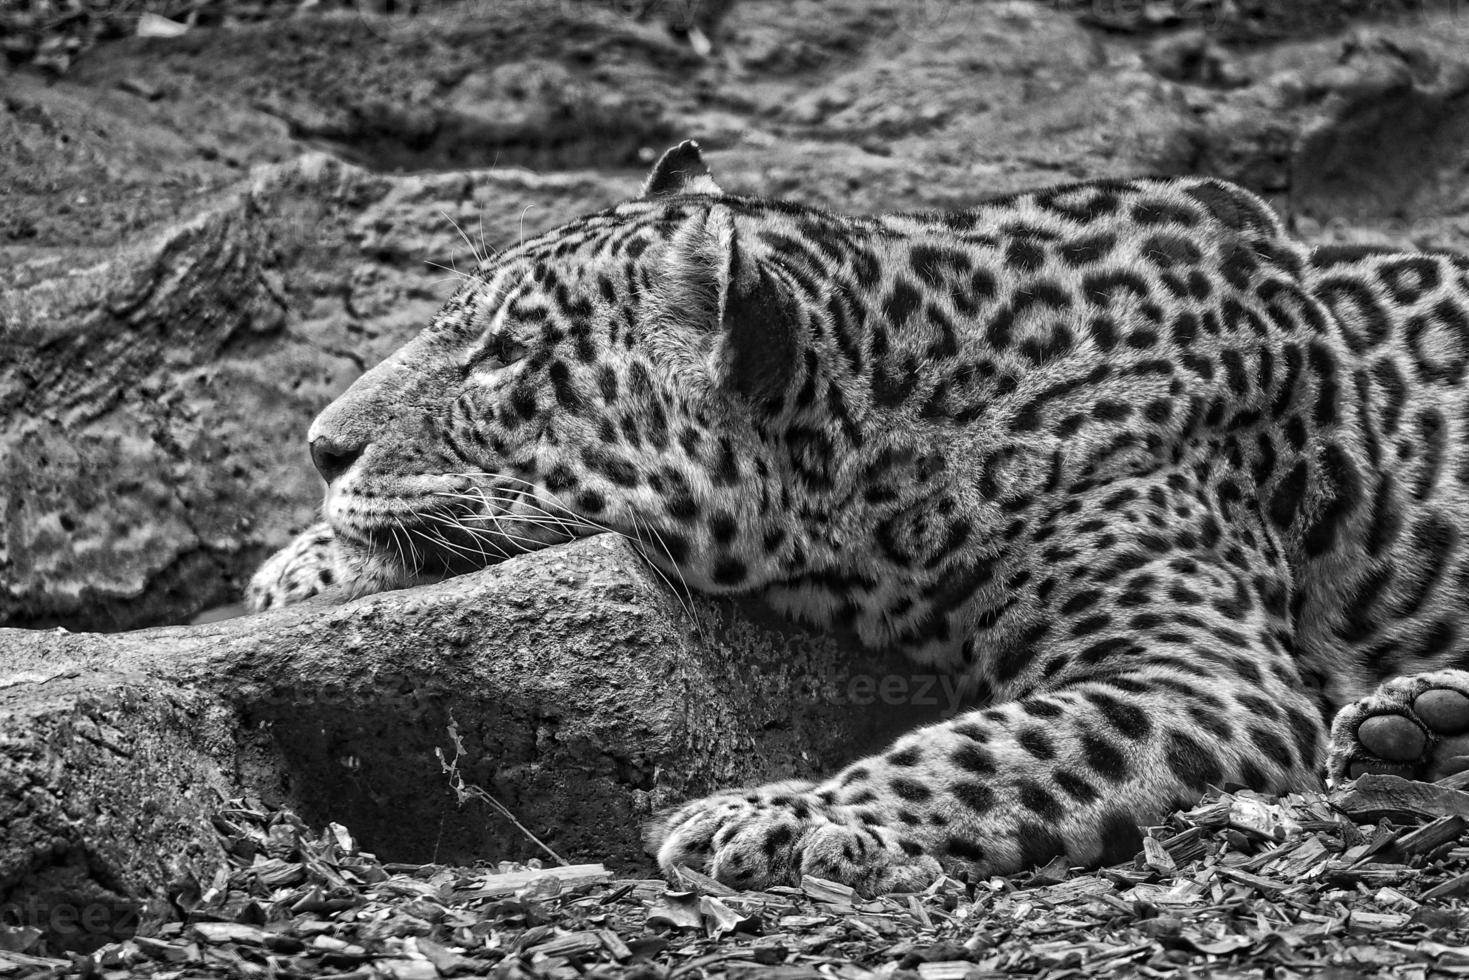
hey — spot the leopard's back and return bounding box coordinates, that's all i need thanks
[1299,246,1469,700]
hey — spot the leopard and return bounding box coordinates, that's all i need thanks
[246,140,1469,894]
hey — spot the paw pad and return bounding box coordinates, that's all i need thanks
[1413,690,1469,735]
[1355,715,1426,763]
[1332,674,1469,782]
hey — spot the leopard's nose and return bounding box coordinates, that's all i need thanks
[310,436,362,485]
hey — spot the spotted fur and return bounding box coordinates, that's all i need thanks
[250,142,1469,892]
[246,522,336,611]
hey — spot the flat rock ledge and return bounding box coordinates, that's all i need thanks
[0,535,947,952]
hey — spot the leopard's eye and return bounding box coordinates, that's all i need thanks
[471,334,528,371]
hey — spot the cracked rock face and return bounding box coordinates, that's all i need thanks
[8,2,1469,628]
[0,537,943,952]
[0,157,622,630]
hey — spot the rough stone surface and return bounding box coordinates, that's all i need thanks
[0,671,244,952]
[1,154,623,630]
[9,1,1469,629]
[7,0,1469,951]
[0,535,947,949]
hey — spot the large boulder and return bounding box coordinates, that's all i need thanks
[0,535,948,951]
[0,153,623,631]
[12,2,1469,632]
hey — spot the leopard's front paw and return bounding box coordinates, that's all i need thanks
[246,522,338,612]
[649,781,943,895]
[1329,669,1469,783]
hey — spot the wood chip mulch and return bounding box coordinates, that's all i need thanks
[8,773,1469,979]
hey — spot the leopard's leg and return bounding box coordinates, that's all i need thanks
[246,521,339,612]
[653,479,1322,893]
[1327,670,1469,783]
[247,519,441,611]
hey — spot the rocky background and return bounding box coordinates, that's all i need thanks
[6,0,1469,631]
[5,0,1469,955]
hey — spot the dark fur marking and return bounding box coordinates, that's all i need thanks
[952,780,996,814]
[1082,732,1129,782]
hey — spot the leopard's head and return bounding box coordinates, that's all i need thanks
[308,142,849,597]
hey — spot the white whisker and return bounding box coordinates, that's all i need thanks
[427,523,504,566]
[425,260,477,286]
[386,520,414,576]
[476,211,500,271]
[426,475,708,639]
[519,204,537,246]
[441,209,486,268]
[628,511,706,639]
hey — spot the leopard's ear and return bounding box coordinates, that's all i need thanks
[716,225,801,404]
[641,140,724,198]
[661,207,799,404]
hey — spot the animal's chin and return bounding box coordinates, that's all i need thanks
[334,523,518,581]
[330,511,583,591]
